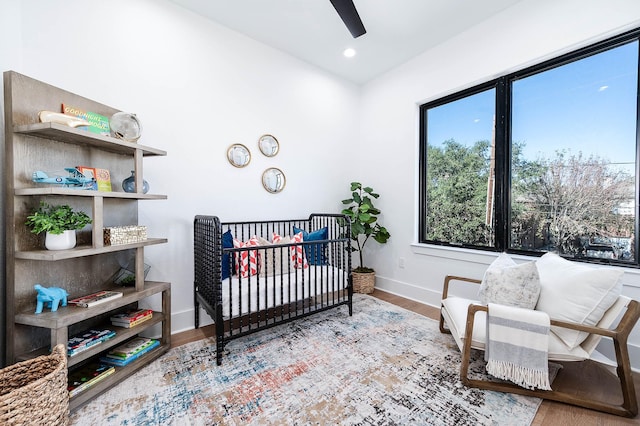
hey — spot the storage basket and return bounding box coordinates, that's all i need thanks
[0,344,69,426]
[353,271,375,294]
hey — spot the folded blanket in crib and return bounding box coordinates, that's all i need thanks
[485,302,552,390]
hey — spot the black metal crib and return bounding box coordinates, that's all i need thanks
[193,213,353,365]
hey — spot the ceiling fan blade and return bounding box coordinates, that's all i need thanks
[330,0,366,38]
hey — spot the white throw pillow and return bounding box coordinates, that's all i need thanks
[478,253,541,309]
[535,252,623,349]
[257,235,291,277]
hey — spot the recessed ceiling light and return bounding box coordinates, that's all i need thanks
[343,48,356,58]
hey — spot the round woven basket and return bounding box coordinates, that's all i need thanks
[0,344,69,426]
[353,270,376,294]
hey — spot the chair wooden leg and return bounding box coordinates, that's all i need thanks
[613,334,638,416]
[439,309,451,335]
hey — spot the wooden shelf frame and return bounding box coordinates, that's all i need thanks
[4,71,172,410]
[15,238,168,261]
[15,187,167,199]
[69,342,169,410]
[14,122,166,156]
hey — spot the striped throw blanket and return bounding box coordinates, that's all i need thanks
[485,303,552,390]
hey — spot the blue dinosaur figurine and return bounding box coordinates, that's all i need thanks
[34,284,69,314]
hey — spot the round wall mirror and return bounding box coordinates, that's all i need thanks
[227,144,251,168]
[262,168,286,193]
[258,134,280,157]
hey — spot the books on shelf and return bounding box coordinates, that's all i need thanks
[68,361,115,397]
[67,328,116,357]
[76,166,98,190]
[75,165,112,192]
[110,308,153,328]
[100,337,160,367]
[61,104,110,136]
[68,290,123,308]
[95,168,112,192]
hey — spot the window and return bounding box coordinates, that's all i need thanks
[422,87,496,247]
[420,29,639,266]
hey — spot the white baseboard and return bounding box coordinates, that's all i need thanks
[170,306,213,335]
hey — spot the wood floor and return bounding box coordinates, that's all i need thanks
[173,290,640,425]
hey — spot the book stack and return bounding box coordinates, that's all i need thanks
[100,337,160,367]
[110,308,153,328]
[67,328,116,357]
[67,362,115,397]
[68,290,123,308]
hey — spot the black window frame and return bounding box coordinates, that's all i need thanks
[419,27,640,267]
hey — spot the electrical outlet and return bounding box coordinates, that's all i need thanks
[398,257,405,269]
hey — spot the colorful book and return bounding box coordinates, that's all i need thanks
[110,309,153,328]
[110,308,152,323]
[111,315,152,328]
[108,337,154,358]
[61,104,110,136]
[95,168,112,192]
[67,328,116,356]
[76,166,98,190]
[68,290,123,308]
[100,339,160,367]
[68,362,115,397]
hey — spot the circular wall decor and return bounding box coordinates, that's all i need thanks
[258,134,280,157]
[227,144,251,168]
[262,167,286,193]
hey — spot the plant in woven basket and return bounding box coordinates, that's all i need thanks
[340,181,391,273]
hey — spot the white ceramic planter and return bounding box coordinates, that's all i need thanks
[45,230,76,250]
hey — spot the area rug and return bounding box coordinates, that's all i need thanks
[70,294,545,425]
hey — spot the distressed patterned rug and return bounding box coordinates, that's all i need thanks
[70,295,545,425]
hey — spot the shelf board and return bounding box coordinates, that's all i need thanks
[14,122,166,156]
[69,342,170,411]
[66,313,166,367]
[14,281,170,329]
[15,311,166,366]
[15,238,168,260]
[14,187,167,199]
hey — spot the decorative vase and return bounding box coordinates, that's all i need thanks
[45,230,76,250]
[122,170,149,194]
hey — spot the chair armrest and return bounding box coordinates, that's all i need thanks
[442,275,481,301]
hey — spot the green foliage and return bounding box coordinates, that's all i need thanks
[25,202,92,235]
[425,139,493,245]
[341,182,391,270]
[426,138,635,258]
[512,150,634,256]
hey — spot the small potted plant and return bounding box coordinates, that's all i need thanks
[25,202,92,250]
[341,182,391,293]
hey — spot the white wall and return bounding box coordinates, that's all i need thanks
[4,0,640,368]
[359,0,640,368]
[5,0,360,332]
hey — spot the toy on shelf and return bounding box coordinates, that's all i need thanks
[32,167,96,189]
[38,110,90,128]
[34,284,69,314]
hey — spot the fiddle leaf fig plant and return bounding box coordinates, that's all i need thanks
[25,202,92,235]
[341,182,391,272]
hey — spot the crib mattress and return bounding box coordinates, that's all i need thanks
[221,265,348,318]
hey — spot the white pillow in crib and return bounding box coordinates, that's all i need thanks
[274,232,308,269]
[258,235,291,277]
